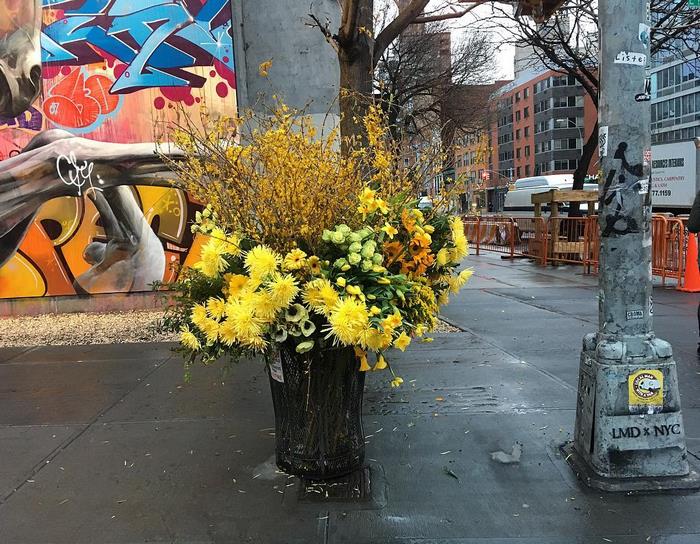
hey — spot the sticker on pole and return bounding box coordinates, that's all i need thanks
[614,51,647,66]
[637,178,649,194]
[628,369,664,413]
[269,352,284,383]
[638,23,650,48]
[599,126,609,157]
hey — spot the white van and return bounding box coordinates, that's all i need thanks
[503,174,598,214]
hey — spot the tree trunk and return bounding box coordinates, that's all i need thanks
[568,122,599,217]
[338,3,374,154]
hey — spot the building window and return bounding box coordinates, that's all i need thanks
[516,148,521,159]
[524,88,530,98]
[553,159,579,170]
[525,145,531,157]
[524,107,529,118]
[515,91,521,102]
[515,110,521,121]
[553,117,583,128]
[552,95,584,108]
[516,166,521,177]
[525,165,531,176]
[524,127,530,137]
[515,129,521,139]
[552,74,577,87]
[534,99,549,113]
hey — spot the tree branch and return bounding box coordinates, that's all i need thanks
[373,0,431,68]
[338,0,360,45]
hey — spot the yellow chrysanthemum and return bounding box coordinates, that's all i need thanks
[245,245,281,280]
[197,317,220,344]
[436,248,450,267]
[327,298,370,345]
[226,299,264,342]
[448,268,474,293]
[180,326,201,351]
[190,304,208,328]
[218,318,238,346]
[195,240,229,277]
[206,297,226,320]
[303,279,339,316]
[450,216,469,262]
[226,274,248,299]
[267,273,300,308]
[253,291,281,323]
[282,249,307,271]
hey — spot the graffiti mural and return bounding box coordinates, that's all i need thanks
[0,0,237,299]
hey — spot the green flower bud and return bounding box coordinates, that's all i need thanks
[361,259,373,272]
[361,241,376,259]
[347,232,361,244]
[331,231,346,244]
[348,252,362,265]
[348,242,362,254]
[322,229,332,242]
[334,258,349,269]
[372,253,384,265]
[336,224,351,234]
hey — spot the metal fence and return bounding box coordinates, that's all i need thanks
[462,214,689,286]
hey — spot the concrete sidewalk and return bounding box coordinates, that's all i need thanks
[2,254,700,543]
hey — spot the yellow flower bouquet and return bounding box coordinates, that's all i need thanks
[159,103,472,478]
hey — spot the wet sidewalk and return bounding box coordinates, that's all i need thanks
[2,254,700,543]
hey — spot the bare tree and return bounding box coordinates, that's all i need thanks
[374,6,497,145]
[483,0,700,212]
[308,0,490,148]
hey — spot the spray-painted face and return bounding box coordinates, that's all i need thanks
[0,0,42,118]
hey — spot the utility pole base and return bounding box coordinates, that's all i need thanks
[562,442,700,493]
[567,333,700,492]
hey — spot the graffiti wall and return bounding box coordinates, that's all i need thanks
[0,0,236,298]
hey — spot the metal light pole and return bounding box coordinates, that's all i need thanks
[564,0,700,491]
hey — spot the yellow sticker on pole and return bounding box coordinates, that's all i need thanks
[628,369,664,412]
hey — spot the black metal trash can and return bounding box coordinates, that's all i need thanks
[268,345,365,480]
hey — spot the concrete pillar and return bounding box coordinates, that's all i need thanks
[233,0,340,126]
[565,0,699,491]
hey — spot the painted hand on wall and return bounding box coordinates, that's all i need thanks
[77,186,166,294]
[0,130,183,293]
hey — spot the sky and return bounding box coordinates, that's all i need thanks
[464,3,516,80]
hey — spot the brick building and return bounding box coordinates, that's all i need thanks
[454,67,598,213]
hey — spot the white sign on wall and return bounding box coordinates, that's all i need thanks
[651,141,697,208]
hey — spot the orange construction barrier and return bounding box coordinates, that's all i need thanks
[678,232,700,292]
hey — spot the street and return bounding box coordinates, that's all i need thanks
[2,254,700,544]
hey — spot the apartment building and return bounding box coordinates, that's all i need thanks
[651,52,699,144]
[454,68,598,212]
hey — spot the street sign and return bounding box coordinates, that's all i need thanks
[690,0,700,8]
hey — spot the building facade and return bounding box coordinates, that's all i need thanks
[650,52,700,145]
[454,68,598,213]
